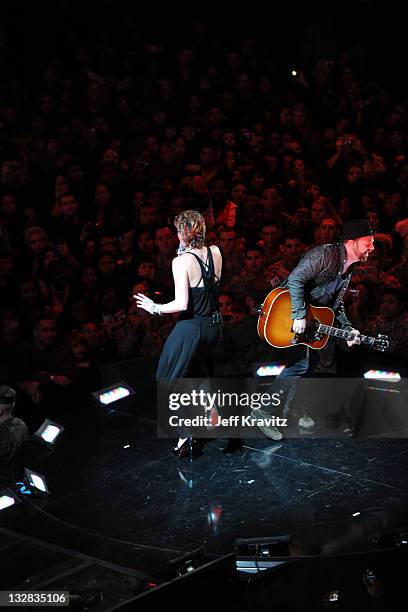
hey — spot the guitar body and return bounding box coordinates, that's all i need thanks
[257,287,335,350]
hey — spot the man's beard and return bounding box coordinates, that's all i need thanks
[359,250,371,261]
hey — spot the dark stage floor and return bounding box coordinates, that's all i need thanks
[1,389,408,608]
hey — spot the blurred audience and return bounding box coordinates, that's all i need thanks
[1,7,407,430]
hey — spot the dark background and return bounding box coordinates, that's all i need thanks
[1,0,406,92]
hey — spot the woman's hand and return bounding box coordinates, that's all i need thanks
[134,293,155,314]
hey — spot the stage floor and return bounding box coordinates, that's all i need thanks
[1,390,408,605]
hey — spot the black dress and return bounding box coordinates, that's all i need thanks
[156,247,222,380]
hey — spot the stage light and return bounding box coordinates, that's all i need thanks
[235,536,291,574]
[34,419,64,446]
[165,547,205,578]
[91,381,135,406]
[367,527,408,548]
[364,369,401,382]
[24,468,49,494]
[0,488,20,511]
[235,558,287,574]
[253,362,286,377]
[396,532,408,546]
[323,590,341,606]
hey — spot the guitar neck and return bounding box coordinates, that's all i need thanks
[317,324,377,347]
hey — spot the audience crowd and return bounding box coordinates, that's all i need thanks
[0,13,407,429]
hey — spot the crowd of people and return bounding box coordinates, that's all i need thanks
[0,11,407,430]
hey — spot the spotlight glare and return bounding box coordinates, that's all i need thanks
[92,381,135,406]
[24,468,49,494]
[100,387,129,404]
[34,419,64,446]
[0,489,20,511]
[364,369,401,382]
[0,494,16,510]
[31,475,47,492]
[255,363,286,377]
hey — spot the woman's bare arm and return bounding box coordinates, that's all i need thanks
[135,256,189,314]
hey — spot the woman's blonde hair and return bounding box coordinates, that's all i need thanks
[174,210,206,248]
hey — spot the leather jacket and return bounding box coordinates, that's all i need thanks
[280,242,354,330]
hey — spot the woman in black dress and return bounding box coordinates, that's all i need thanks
[135,210,223,456]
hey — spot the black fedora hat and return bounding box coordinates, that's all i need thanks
[341,218,373,240]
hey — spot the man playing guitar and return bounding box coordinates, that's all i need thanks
[258,218,375,438]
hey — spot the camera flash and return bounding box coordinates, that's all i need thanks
[291,70,297,77]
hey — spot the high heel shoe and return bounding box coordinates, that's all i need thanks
[222,438,243,454]
[170,437,206,458]
[170,437,192,458]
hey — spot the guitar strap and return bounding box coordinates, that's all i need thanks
[332,273,351,312]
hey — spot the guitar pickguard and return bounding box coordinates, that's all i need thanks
[291,320,324,345]
[303,319,324,343]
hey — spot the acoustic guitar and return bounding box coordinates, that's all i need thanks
[257,287,389,352]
